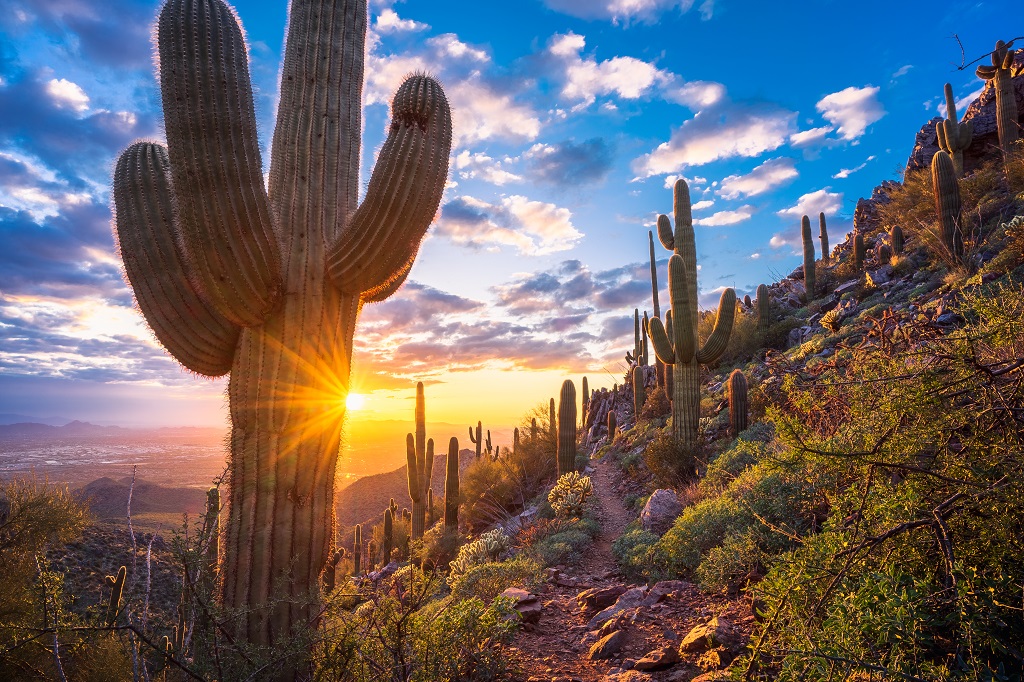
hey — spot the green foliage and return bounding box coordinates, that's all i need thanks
[643,430,700,487]
[612,524,665,583]
[448,555,544,602]
[547,472,594,518]
[447,529,511,586]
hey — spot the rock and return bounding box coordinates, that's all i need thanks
[834,280,859,297]
[500,587,541,624]
[640,489,682,535]
[648,580,692,602]
[578,584,628,613]
[679,617,740,654]
[690,671,731,682]
[936,312,960,325]
[589,587,648,628]
[807,312,822,325]
[695,646,735,671]
[633,645,680,671]
[588,629,628,660]
[852,181,898,235]
[598,608,637,636]
[789,263,805,281]
[603,671,652,682]
[866,264,893,286]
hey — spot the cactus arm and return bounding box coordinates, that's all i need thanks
[327,76,452,296]
[648,231,661,319]
[406,433,420,503]
[360,254,414,303]
[696,288,737,365]
[158,0,281,327]
[647,317,677,364]
[113,142,240,376]
[936,120,949,151]
[976,64,997,79]
[656,214,675,250]
[944,82,959,124]
[667,254,696,363]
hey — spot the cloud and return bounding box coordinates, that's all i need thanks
[454,151,523,185]
[374,8,429,33]
[525,138,614,186]
[45,78,90,112]
[633,102,796,176]
[540,0,708,23]
[815,86,885,141]
[693,205,755,227]
[359,282,483,328]
[832,155,875,179]
[717,157,797,200]
[891,64,913,79]
[775,188,843,219]
[788,126,834,148]
[435,195,583,255]
[691,199,714,210]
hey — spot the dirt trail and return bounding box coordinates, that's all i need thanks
[579,453,633,576]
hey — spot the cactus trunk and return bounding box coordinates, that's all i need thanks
[931,150,965,265]
[818,213,829,265]
[557,380,577,477]
[444,437,460,530]
[802,215,815,303]
[977,41,1019,169]
[728,369,748,437]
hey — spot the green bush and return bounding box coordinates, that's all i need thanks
[643,430,700,486]
[527,514,600,567]
[448,555,544,602]
[612,524,664,583]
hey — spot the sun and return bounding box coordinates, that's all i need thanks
[345,392,366,411]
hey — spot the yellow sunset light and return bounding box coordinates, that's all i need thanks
[345,392,367,411]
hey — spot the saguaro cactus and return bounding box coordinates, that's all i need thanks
[802,215,816,303]
[607,411,618,440]
[819,213,830,265]
[468,421,483,459]
[557,380,577,477]
[382,508,393,563]
[444,437,460,530]
[641,311,650,366]
[353,525,362,578]
[426,489,435,527]
[549,398,557,443]
[854,233,866,270]
[104,566,126,626]
[890,225,905,255]
[111,0,451,650]
[937,82,974,177]
[976,40,1019,167]
[633,309,642,364]
[648,179,736,452]
[727,369,748,437]
[649,230,666,387]
[406,382,433,539]
[581,376,589,426]
[756,284,770,338]
[932,150,965,265]
[513,427,520,454]
[632,366,646,419]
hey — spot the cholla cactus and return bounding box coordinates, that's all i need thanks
[446,528,510,586]
[548,472,594,518]
[111,0,452,649]
[821,307,842,333]
[937,82,974,177]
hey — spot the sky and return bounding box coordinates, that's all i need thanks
[0,0,1009,429]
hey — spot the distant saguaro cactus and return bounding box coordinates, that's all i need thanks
[890,225,905,255]
[649,230,665,388]
[802,215,816,303]
[468,421,483,459]
[819,212,830,264]
[854,234,866,270]
[353,525,362,578]
[727,369,748,437]
[756,283,770,338]
[632,366,646,420]
[445,437,460,530]
[976,40,1019,168]
[607,411,618,440]
[111,0,452,651]
[932,150,965,265]
[641,311,650,366]
[557,380,577,477]
[633,309,642,365]
[407,382,434,539]
[549,398,556,443]
[648,179,736,452]
[531,418,538,441]
[581,376,589,426]
[937,82,974,177]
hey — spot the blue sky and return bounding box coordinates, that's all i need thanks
[0,0,1008,427]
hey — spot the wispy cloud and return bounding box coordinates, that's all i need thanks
[718,157,798,200]
[435,195,583,255]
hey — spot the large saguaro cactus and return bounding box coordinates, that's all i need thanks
[557,380,577,477]
[976,40,1018,168]
[937,82,974,177]
[932,150,965,265]
[648,179,736,452]
[407,382,433,539]
[801,215,816,303]
[112,0,452,652]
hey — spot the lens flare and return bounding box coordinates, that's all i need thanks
[345,392,366,411]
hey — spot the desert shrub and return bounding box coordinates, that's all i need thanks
[693,526,766,591]
[701,303,761,366]
[417,522,460,572]
[446,529,511,586]
[547,472,593,518]
[700,435,768,495]
[525,512,600,567]
[643,430,700,486]
[639,385,670,420]
[612,524,665,582]
[448,555,543,602]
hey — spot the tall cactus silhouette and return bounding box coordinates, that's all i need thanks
[111,0,452,650]
[756,283,770,339]
[819,213,830,265]
[468,421,483,459]
[581,376,589,426]
[648,179,736,452]
[937,82,974,177]
[976,40,1018,168]
[728,369,748,437]
[382,508,394,564]
[854,233,866,270]
[353,525,362,578]
[932,150,965,265]
[801,215,816,303]
[649,230,666,387]
[407,382,433,539]
[444,437,460,530]
[557,380,577,476]
[632,366,646,420]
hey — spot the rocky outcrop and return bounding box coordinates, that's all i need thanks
[906,51,1024,174]
[640,489,682,535]
[852,180,898,235]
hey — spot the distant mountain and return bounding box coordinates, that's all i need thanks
[0,413,71,426]
[75,476,208,518]
[0,420,124,440]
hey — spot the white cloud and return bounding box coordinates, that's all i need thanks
[375,8,429,33]
[891,65,913,79]
[789,126,834,148]
[45,78,89,112]
[776,188,843,219]
[633,104,796,176]
[428,34,489,62]
[718,157,797,200]
[832,155,875,179]
[816,86,885,141]
[691,199,714,210]
[437,195,583,255]
[749,252,760,259]
[454,151,523,185]
[541,0,708,23]
[694,205,755,226]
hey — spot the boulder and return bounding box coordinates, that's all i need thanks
[578,584,628,613]
[500,587,541,624]
[589,629,628,660]
[589,587,648,629]
[641,489,682,535]
[633,645,680,671]
[679,617,741,654]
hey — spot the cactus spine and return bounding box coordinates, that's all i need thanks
[976,40,1019,168]
[890,225,905,255]
[104,566,126,626]
[111,0,452,650]
[802,215,816,303]
[854,233,866,270]
[382,508,393,564]
[444,437,460,530]
[353,525,362,578]
[557,380,577,477]
[727,369,748,437]
[756,283,770,338]
[632,366,646,420]
[468,421,483,459]
[818,212,830,265]
[937,82,974,177]
[648,179,737,452]
[406,383,433,539]
[931,150,965,265]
